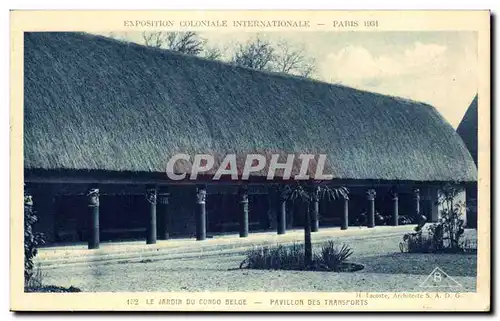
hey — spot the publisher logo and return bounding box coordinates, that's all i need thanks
[420,267,462,288]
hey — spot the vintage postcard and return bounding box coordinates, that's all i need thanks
[10,10,490,311]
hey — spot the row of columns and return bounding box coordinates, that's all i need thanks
[84,185,424,249]
[86,186,170,249]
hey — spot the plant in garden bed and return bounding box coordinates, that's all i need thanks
[280,182,349,267]
[316,241,355,271]
[24,187,82,293]
[240,241,363,272]
[24,189,45,287]
[400,184,473,254]
[25,285,82,293]
[240,243,305,270]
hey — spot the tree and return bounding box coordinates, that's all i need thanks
[231,36,276,71]
[274,40,316,77]
[163,32,205,56]
[142,31,165,48]
[202,45,223,60]
[141,31,221,59]
[435,184,466,250]
[230,36,316,77]
[281,182,348,266]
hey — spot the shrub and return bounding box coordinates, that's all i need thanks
[435,185,466,251]
[24,191,45,286]
[240,243,305,270]
[240,241,354,272]
[400,184,472,254]
[25,263,43,288]
[25,285,82,293]
[315,241,353,271]
[399,233,433,253]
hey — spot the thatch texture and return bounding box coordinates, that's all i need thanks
[456,95,478,166]
[24,32,477,182]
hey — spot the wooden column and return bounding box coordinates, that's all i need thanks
[304,201,313,265]
[466,183,477,228]
[392,191,399,226]
[238,186,249,238]
[341,195,349,230]
[428,186,440,223]
[311,185,320,232]
[276,190,286,235]
[287,200,295,229]
[414,188,421,220]
[146,187,157,245]
[367,189,376,228]
[158,188,170,240]
[195,185,207,241]
[414,188,428,224]
[87,187,100,250]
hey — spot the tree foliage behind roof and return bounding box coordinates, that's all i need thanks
[24,32,477,182]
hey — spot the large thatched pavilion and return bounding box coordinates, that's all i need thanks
[457,95,478,228]
[24,32,477,248]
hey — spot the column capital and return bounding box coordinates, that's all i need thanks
[146,187,157,205]
[24,184,33,206]
[87,188,100,207]
[413,188,420,200]
[275,184,288,201]
[312,185,321,202]
[238,186,249,203]
[196,185,207,204]
[366,189,376,200]
[391,191,399,200]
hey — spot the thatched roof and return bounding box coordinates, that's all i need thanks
[24,32,477,182]
[456,95,478,166]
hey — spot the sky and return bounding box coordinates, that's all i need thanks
[98,31,477,128]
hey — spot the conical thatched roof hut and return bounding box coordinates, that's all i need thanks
[24,32,477,184]
[457,95,478,166]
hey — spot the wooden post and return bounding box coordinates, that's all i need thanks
[196,185,207,241]
[465,183,477,228]
[304,201,312,266]
[238,186,249,238]
[158,188,170,240]
[341,195,349,230]
[392,191,399,226]
[413,188,427,224]
[311,185,320,232]
[428,186,440,223]
[414,188,421,217]
[146,187,157,245]
[276,190,286,235]
[87,187,100,249]
[367,189,376,228]
[287,200,295,229]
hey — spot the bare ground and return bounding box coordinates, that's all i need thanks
[38,233,477,292]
